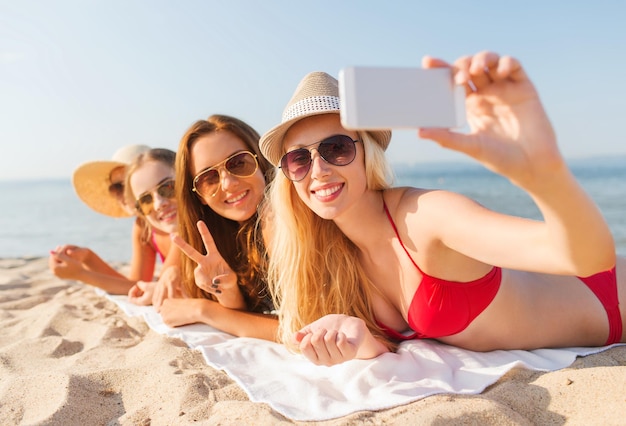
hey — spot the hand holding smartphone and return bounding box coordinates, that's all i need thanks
[338,66,466,130]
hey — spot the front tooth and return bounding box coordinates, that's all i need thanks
[230,192,246,203]
[317,185,339,197]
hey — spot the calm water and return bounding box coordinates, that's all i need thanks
[1,156,625,261]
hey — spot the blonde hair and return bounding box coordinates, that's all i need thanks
[266,130,397,351]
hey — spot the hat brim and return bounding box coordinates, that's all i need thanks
[260,111,392,167]
[72,160,132,218]
[260,110,339,167]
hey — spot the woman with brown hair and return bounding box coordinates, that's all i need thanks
[156,114,277,340]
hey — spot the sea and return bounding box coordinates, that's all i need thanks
[1,156,625,262]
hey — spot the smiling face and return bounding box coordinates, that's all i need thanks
[282,114,366,221]
[190,130,266,223]
[129,160,178,233]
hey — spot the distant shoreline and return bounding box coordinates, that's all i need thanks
[1,153,625,183]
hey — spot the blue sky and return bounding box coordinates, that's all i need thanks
[1,1,625,181]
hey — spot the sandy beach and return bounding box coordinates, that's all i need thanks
[1,256,625,425]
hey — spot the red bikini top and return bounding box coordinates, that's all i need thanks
[378,202,502,340]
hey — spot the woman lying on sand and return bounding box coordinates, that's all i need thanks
[259,51,624,366]
[48,144,175,294]
[151,115,278,340]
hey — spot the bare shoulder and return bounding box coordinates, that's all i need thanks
[387,186,478,218]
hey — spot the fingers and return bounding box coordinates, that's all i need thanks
[171,221,219,266]
[195,268,231,296]
[170,233,205,264]
[159,299,196,327]
[128,281,154,306]
[52,250,73,263]
[196,220,219,257]
[128,284,143,299]
[453,53,497,93]
[296,329,355,366]
[494,55,526,82]
[152,283,165,311]
[152,281,181,311]
[209,275,223,295]
[294,330,307,343]
[421,55,451,69]
[453,51,526,93]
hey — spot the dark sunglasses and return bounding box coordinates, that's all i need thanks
[108,181,125,198]
[135,178,176,215]
[192,151,259,198]
[279,134,359,182]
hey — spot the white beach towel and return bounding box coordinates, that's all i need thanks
[102,292,622,421]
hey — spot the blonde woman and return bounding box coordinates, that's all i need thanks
[260,51,624,366]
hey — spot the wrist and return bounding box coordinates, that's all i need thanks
[214,292,246,310]
[197,298,214,323]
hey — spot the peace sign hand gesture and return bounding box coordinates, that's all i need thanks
[171,220,246,310]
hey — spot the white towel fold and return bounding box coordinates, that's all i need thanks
[101,291,621,421]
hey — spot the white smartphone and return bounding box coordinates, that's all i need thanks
[338,66,466,129]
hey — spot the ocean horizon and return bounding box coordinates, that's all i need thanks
[1,155,624,261]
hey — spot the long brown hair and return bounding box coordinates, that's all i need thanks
[175,114,274,312]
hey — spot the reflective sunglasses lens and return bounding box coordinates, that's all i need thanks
[194,152,258,197]
[137,194,153,215]
[281,149,312,182]
[225,152,258,177]
[194,169,220,196]
[137,180,175,215]
[108,182,124,198]
[318,135,356,166]
[157,180,176,199]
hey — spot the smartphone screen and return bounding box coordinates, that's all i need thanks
[338,66,466,129]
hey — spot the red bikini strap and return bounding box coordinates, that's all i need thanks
[383,201,420,270]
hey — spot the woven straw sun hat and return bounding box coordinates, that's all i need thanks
[259,71,392,167]
[72,144,151,218]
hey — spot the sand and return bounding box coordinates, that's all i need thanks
[1,256,625,425]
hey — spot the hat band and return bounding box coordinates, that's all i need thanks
[282,96,340,122]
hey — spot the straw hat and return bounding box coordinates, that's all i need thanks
[259,71,391,166]
[72,144,151,218]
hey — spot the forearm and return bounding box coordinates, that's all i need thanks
[82,250,127,279]
[526,165,615,275]
[73,269,137,295]
[196,300,278,341]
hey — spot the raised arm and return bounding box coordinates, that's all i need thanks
[417,51,615,276]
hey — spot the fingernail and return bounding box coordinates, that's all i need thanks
[212,278,220,285]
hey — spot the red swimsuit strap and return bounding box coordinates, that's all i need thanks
[383,201,421,271]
